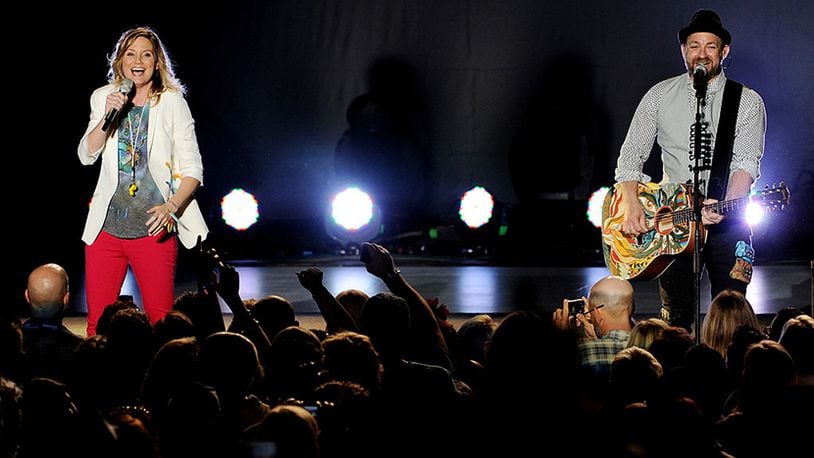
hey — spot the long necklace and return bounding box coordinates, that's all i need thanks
[127,104,147,197]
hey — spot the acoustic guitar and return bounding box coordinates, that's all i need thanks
[601,182,789,280]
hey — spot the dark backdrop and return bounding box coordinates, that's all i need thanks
[8,1,813,310]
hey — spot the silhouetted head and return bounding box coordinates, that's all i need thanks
[200,332,261,397]
[154,310,196,345]
[243,404,320,458]
[346,93,383,133]
[779,314,814,376]
[322,331,382,392]
[768,306,804,342]
[335,289,369,325]
[249,295,298,341]
[359,292,410,360]
[457,314,497,364]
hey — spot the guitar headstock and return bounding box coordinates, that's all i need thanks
[752,182,790,211]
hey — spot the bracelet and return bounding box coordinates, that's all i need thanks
[382,268,401,281]
[166,200,179,213]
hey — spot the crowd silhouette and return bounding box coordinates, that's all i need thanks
[1,245,812,457]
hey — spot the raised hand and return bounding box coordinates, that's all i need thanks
[552,298,575,331]
[195,238,219,294]
[298,266,359,333]
[216,262,240,303]
[575,313,598,340]
[296,267,324,292]
[361,242,396,278]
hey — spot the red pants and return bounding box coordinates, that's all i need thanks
[85,230,177,335]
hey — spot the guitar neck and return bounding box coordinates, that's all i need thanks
[703,195,751,215]
[611,183,788,280]
[671,195,750,223]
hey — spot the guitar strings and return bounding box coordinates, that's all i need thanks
[615,186,783,230]
[641,195,752,226]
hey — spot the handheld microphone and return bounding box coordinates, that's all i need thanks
[101,78,134,131]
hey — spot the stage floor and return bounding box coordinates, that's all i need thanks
[68,257,811,326]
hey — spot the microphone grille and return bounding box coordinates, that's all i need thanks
[120,78,134,93]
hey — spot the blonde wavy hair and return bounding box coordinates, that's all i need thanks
[107,26,185,102]
[626,318,669,350]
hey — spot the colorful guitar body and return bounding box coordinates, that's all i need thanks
[601,182,789,280]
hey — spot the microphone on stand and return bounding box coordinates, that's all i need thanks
[101,78,134,131]
[693,64,708,96]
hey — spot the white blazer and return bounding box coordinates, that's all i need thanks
[78,84,209,249]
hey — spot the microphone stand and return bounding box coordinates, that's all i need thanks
[690,76,711,343]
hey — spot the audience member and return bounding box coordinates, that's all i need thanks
[778,314,814,384]
[766,306,803,342]
[626,317,668,350]
[701,289,761,357]
[21,263,83,383]
[554,275,635,379]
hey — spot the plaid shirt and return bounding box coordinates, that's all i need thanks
[577,329,630,379]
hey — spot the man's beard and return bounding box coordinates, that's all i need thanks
[687,60,722,78]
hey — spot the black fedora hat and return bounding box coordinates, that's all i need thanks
[678,9,732,45]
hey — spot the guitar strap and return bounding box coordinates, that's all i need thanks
[707,79,744,200]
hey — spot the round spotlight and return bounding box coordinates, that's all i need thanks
[221,188,259,230]
[459,186,494,229]
[326,187,382,245]
[332,187,374,230]
[586,186,611,228]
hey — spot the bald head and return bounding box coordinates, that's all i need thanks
[26,263,69,318]
[589,276,634,317]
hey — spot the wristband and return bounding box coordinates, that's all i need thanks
[382,268,401,281]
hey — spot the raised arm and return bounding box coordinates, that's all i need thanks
[362,242,451,370]
[214,259,271,358]
[296,267,359,333]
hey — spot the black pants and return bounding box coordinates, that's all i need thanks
[658,218,753,331]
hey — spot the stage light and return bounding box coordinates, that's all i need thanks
[332,187,374,230]
[459,186,494,229]
[448,186,508,255]
[326,187,382,245]
[745,201,765,226]
[587,186,611,228]
[221,188,259,230]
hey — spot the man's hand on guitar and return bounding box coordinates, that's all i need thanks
[618,181,648,236]
[621,200,648,236]
[701,198,724,225]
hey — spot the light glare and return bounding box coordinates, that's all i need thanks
[459,186,494,229]
[587,186,611,228]
[745,201,764,226]
[332,188,374,230]
[221,189,259,230]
